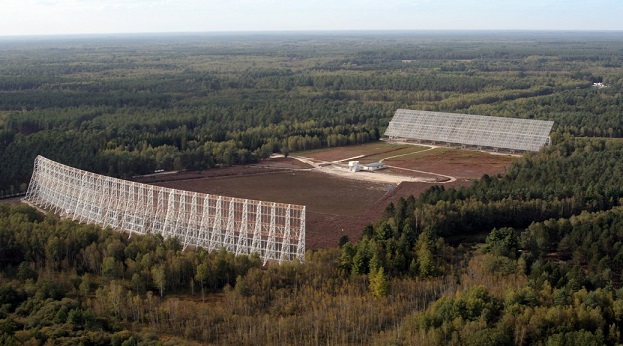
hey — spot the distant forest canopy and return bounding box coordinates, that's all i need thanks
[1,32,623,195]
[4,32,623,345]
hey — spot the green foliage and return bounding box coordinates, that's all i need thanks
[368,266,388,298]
[338,235,349,247]
[341,195,448,279]
[415,138,623,237]
[397,282,623,346]
[522,206,623,288]
[0,202,452,344]
[545,330,604,346]
[485,227,519,258]
[3,32,623,344]
[2,33,623,195]
[466,328,513,346]
[415,231,440,278]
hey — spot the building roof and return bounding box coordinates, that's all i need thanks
[364,162,386,168]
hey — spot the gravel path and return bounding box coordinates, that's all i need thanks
[290,151,457,185]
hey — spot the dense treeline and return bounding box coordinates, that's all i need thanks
[336,137,623,282]
[5,204,623,343]
[368,205,623,345]
[2,33,623,194]
[524,206,623,285]
[412,137,623,237]
[330,136,623,344]
[335,185,623,345]
[339,195,453,280]
[0,203,451,345]
[3,32,623,344]
[3,141,623,344]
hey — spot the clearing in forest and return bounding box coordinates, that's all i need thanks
[141,141,517,249]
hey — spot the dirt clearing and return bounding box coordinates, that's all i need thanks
[135,141,517,249]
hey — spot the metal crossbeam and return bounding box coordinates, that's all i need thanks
[384,109,554,152]
[24,156,306,263]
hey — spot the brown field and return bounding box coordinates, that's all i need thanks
[156,171,390,217]
[384,147,516,179]
[154,171,392,249]
[299,141,418,162]
[135,142,518,249]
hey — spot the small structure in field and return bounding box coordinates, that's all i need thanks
[362,162,386,171]
[349,161,386,172]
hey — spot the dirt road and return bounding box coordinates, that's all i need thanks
[290,148,457,185]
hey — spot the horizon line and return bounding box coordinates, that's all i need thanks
[2,29,623,40]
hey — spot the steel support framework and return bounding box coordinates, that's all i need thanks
[25,156,306,264]
[384,109,554,152]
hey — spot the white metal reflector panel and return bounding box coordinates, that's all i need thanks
[384,109,554,152]
[25,156,305,264]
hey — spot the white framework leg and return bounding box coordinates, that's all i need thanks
[24,155,306,264]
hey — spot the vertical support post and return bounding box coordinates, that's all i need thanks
[183,193,199,250]
[132,183,146,234]
[23,156,306,265]
[251,202,262,259]
[100,178,113,228]
[198,195,212,249]
[161,189,176,239]
[25,156,40,201]
[174,191,189,242]
[223,199,236,252]
[152,187,166,234]
[144,185,154,233]
[72,171,88,221]
[280,205,291,263]
[265,203,277,265]
[209,196,223,251]
[297,206,306,262]
[87,175,102,223]
[120,181,133,232]
[236,200,249,256]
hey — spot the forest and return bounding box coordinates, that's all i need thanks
[2,31,623,344]
[2,32,623,195]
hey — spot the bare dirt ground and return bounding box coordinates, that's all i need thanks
[300,141,419,163]
[135,157,312,185]
[134,142,516,249]
[299,141,515,182]
[150,170,392,249]
[154,171,390,217]
[383,147,516,180]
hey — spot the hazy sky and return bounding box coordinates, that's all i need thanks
[2,0,622,36]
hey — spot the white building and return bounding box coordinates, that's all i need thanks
[362,162,386,171]
[349,161,386,172]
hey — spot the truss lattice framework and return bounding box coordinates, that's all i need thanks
[25,156,306,264]
[384,109,554,152]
